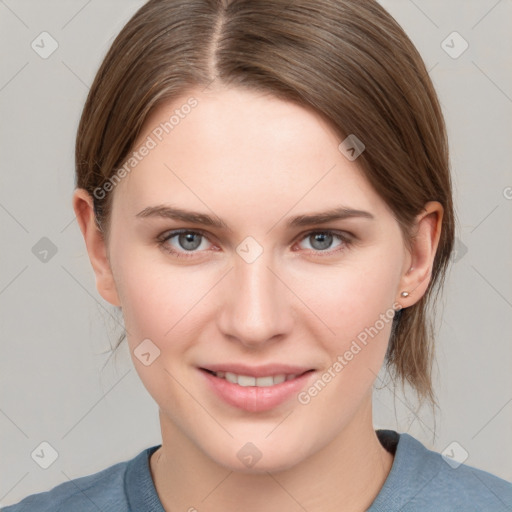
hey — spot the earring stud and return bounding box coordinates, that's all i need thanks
[400,291,409,297]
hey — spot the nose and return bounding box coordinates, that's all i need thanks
[216,248,294,349]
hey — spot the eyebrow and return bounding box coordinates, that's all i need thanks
[135,204,374,230]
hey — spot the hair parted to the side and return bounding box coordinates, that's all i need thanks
[75,0,455,409]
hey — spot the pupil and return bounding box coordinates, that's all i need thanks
[312,233,332,250]
[179,233,201,250]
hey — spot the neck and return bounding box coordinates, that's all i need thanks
[150,398,394,512]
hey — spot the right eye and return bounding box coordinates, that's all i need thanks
[157,229,214,258]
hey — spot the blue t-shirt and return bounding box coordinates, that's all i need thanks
[3,430,512,511]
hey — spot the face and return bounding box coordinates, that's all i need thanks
[102,86,412,472]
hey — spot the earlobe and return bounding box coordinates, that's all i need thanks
[72,189,121,307]
[397,201,444,307]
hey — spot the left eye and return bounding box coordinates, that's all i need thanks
[297,231,345,252]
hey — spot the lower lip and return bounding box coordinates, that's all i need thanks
[200,369,315,412]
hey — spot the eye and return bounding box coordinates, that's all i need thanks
[157,229,353,259]
[157,229,213,258]
[295,230,352,255]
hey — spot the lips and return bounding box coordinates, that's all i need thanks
[199,364,315,412]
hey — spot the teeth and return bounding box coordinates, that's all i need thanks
[273,374,286,384]
[225,372,237,384]
[216,371,296,387]
[255,376,274,387]
[238,375,256,387]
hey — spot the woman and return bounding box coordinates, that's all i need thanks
[4,0,511,510]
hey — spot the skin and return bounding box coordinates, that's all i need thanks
[74,86,443,512]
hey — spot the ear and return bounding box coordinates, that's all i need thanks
[396,201,444,308]
[72,189,121,307]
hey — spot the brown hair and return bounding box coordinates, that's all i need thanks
[75,0,455,408]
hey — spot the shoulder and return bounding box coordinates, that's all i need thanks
[1,447,153,512]
[413,442,512,511]
[371,430,512,512]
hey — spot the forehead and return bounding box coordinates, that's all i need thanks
[139,86,341,166]
[113,86,389,223]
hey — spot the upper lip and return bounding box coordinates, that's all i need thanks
[200,363,314,378]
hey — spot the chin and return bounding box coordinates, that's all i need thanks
[205,435,315,475]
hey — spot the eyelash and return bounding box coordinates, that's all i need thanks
[156,228,354,259]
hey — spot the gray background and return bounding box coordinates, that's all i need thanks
[1,0,511,507]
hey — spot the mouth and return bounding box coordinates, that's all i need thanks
[199,366,316,412]
[200,368,314,387]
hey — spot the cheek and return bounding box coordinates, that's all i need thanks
[294,253,400,346]
[113,227,401,353]
[112,252,211,412]
[294,260,399,425]
[112,249,219,344]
